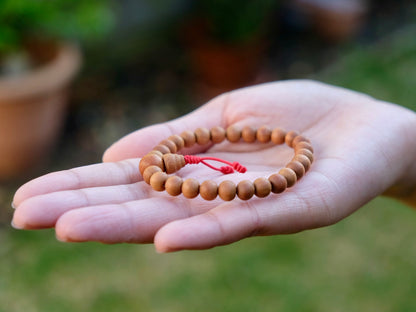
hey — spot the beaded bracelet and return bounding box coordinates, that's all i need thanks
[139,125,314,201]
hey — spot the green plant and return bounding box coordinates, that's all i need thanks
[319,26,416,112]
[0,0,115,56]
[191,0,279,44]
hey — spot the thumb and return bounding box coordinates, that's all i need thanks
[102,95,227,162]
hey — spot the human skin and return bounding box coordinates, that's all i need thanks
[11,80,416,252]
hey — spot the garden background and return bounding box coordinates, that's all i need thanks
[1,1,415,311]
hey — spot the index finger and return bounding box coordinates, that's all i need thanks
[13,158,141,207]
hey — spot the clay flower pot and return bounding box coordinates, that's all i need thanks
[294,0,367,42]
[0,42,81,180]
[183,19,267,100]
[189,38,265,91]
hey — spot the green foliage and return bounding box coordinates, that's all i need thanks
[193,0,279,43]
[320,27,416,112]
[0,0,115,53]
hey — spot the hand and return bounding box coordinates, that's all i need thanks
[11,80,416,252]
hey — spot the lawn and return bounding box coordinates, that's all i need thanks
[1,25,416,312]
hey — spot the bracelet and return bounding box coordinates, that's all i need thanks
[139,125,314,201]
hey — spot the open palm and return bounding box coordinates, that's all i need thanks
[12,80,416,252]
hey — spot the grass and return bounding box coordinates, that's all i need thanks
[2,198,416,312]
[1,24,416,312]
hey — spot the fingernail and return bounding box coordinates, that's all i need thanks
[55,234,69,243]
[155,245,178,254]
[11,202,16,209]
[11,220,23,229]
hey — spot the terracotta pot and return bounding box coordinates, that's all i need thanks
[0,42,81,180]
[294,0,367,42]
[186,38,267,101]
[189,39,264,88]
[182,19,267,100]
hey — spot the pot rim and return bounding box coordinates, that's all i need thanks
[0,42,82,102]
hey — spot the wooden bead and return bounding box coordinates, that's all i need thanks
[295,141,314,153]
[279,168,297,187]
[168,134,185,151]
[292,154,311,172]
[241,126,256,143]
[150,172,168,191]
[143,165,162,184]
[237,180,255,200]
[218,180,236,201]
[163,153,186,174]
[256,126,272,143]
[268,174,287,194]
[200,180,218,201]
[292,135,310,147]
[226,125,241,143]
[210,126,226,143]
[165,176,183,196]
[285,131,299,147]
[297,148,314,163]
[159,139,177,153]
[153,144,171,155]
[271,128,286,144]
[139,153,164,175]
[147,150,163,158]
[254,177,272,198]
[182,178,200,198]
[286,160,305,180]
[180,130,196,147]
[195,127,211,145]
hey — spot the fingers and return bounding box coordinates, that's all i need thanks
[102,95,228,162]
[153,194,313,253]
[12,182,152,229]
[54,197,212,244]
[13,157,376,251]
[13,159,141,207]
[154,201,262,252]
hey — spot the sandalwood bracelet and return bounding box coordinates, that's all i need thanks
[139,125,314,201]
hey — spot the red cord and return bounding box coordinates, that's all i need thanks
[184,155,247,174]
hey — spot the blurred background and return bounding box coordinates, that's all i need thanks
[1,0,416,311]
